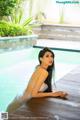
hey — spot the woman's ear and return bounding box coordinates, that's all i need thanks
[40,57,42,62]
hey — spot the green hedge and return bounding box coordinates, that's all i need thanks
[0,21,32,36]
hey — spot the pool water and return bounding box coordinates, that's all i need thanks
[0,47,80,112]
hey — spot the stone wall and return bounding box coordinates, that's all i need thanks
[0,35,38,53]
[33,24,80,41]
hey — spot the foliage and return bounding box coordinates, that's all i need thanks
[10,7,33,25]
[0,0,19,17]
[0,19,33,36]
[0,0,40,36]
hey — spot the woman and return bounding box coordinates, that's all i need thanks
[21,47,67,101]
[7,47,67,113]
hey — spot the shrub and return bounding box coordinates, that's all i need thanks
[0,0,18,17]
[0,20,33,36]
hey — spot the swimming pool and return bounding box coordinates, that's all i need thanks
[0,47,80,111]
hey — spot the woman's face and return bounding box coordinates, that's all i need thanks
[40,51,54,67]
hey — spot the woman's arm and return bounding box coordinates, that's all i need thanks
[31,68,53,97]
[22,66,67,100]
[31,67,67,98]
[21,66,49,100]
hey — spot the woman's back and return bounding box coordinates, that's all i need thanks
[22,66,48,101]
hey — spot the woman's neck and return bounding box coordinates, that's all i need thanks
[40,63,48,70]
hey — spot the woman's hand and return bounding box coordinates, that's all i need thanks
[52,91,68,98]
[58,91,68,98]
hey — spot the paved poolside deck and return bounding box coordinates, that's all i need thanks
[35,39,80,52]
[8,65,80,120]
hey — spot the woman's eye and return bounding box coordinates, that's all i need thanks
[51,55,53,58]
[46,55,49,57]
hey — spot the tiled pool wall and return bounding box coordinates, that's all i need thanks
[0,35,38,53]
[33,24,80,41]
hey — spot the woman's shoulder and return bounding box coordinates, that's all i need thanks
[36,65,48,75]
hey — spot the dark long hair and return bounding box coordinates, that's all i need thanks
[38,47,55,92]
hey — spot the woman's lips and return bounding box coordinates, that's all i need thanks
[49,61,53,64]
